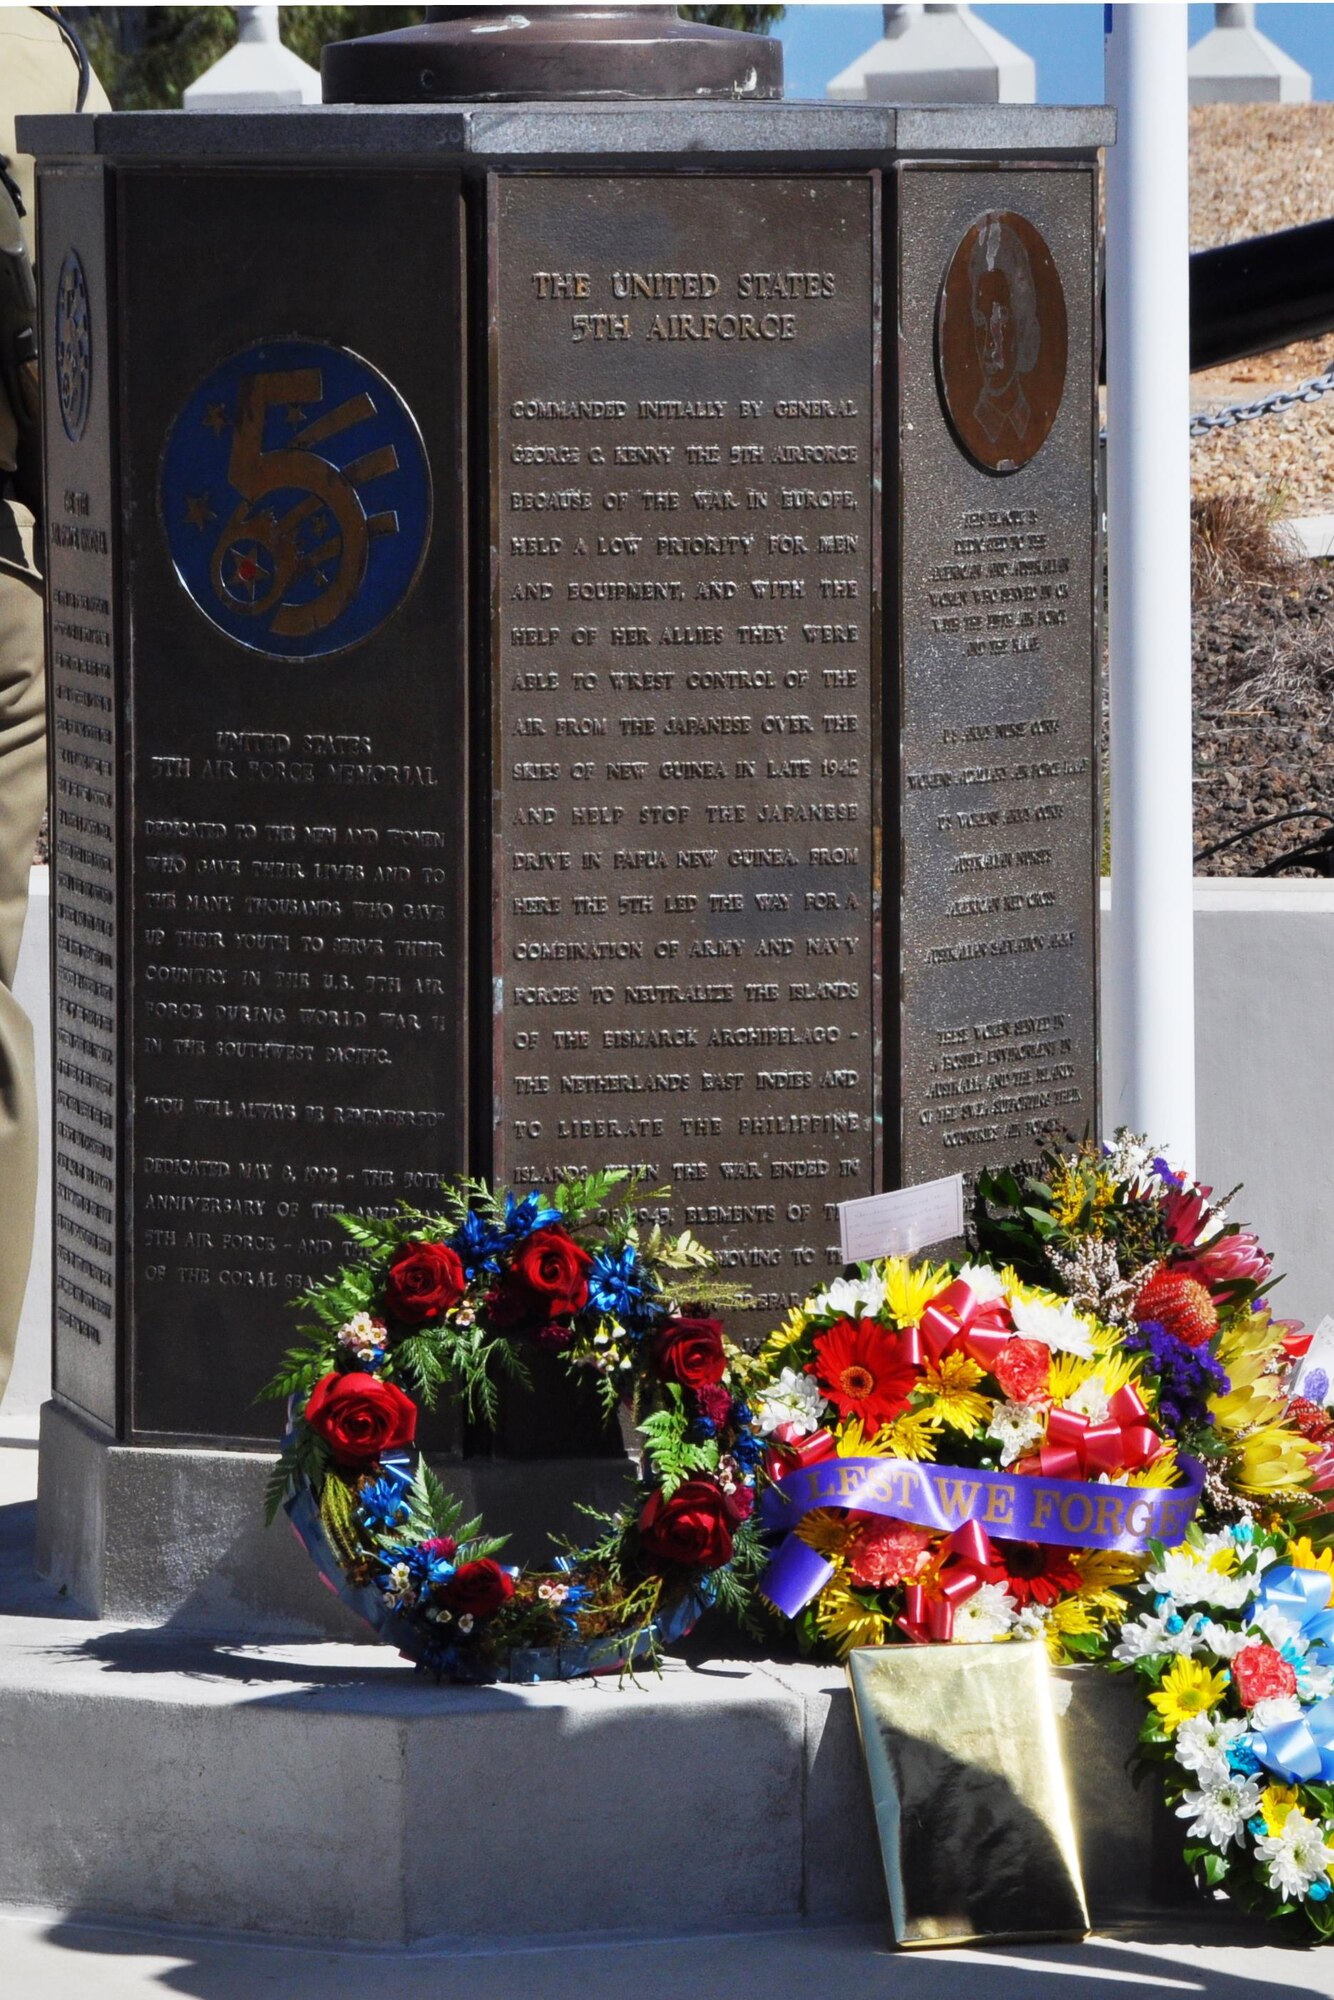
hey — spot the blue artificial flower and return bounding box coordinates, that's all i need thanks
[1152,1156,1184,1190]
[1310,1880,1332,1903]
[732,1431,765,1471]
[1248,1815,1267,1840]
[1232,1520,1255,1545]
[690,1416,718,1442]
[452,1205,508,1278]
[1165,1614,1185,1635]
[587,1243,659,1333]
[359,1478,411,1529]
[379,1540,456,1595]
[1228,1738,1262,1777]
[502,1189,564,1244]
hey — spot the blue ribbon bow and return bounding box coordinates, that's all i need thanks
[1248,1565,1334,1783]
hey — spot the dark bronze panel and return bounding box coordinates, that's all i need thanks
[893,165,1100,1193]
[117,168,468,1444]
[39,165,121,1436]
[491,174,880,1331]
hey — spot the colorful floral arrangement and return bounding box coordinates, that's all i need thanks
[1116,1524,1334,1936]
[743,1134,1321,1666]
[261,1170,766,1678]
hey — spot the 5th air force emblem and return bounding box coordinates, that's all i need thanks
[160,338,431,659]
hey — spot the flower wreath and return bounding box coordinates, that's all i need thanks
[742,1134,1320,1665]
[260,1170,767,1679]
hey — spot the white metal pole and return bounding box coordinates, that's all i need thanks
[1103,3,1196,1166]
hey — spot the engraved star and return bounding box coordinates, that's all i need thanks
[203,402,229,436]
[284,404,307,428]
[184,492,214,530]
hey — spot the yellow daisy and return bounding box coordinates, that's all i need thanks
[1147,1657,1230,1733]
[756,1307,811,1373]
[916,1351,990,1436]
[814,1573,891,1657]
[795,1508,858,1562]
[879,1255,953,1330]
[1071,1547,1144,1614]
[1046,1347,1143,1409]
[834,1417,888,1459]
[1125,1446,1182,1490]
[1261,1784,1300,1835]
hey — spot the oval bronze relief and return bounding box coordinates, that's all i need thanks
[936,211,1068,475]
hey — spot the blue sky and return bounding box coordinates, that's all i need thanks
[778,4,1334,104]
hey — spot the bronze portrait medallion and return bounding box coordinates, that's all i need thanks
[936,210,1068,474]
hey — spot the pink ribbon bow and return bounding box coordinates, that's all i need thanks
[1038,1384,1162,1480]
[896,1520,1001,1644]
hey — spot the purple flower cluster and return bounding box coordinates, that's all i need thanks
[1124,1318,1230,1437]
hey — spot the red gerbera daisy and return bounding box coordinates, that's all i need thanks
[995,1539,1082,1608]
[807,1317,919,1428]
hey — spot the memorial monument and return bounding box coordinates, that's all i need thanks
[22,6,1110,1625]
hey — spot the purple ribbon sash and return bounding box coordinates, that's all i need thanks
[758,1453,1204,1619]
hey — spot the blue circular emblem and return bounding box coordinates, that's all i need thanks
[55,249,91,443]
[159,338,431,660]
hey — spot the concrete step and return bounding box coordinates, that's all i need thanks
[0,1445,1176,1948]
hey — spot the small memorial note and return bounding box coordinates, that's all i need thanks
[838,1173,964,1265]
[1291,1315,1334,1406]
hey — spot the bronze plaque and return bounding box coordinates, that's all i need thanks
[115,168,469,1445]
[895,168,1099,1194]
[936,210,1068,476]
[491,174,880,1325]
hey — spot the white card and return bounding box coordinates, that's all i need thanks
[838,1174,965,1266]
[1290,1315,1334,1407]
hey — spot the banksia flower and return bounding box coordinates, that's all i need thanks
[1134,1267,1219,1350]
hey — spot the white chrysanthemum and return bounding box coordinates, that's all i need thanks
[1063,1376,1112,1424]
[752,1366,825,1438]
[1009,1293,1096,1360]
[1112,1611,1209,1662]
[985,1399,1045,1468]
[1300,1663,1334,1703]
[1256,1809,1334,1900]
[955,1262,1009,1305]
[1250,1694,1304,1732]
[1014,1604,1050,1640]
[951,1581,1018,1645]
[1251,1602,1308,1654]
[1175,1712,1247,1787]
[1198,1620,1253,1660]
[811,1270,886,1321]
[1176,1774,1263,1851]
[1144,1547,1251,1611]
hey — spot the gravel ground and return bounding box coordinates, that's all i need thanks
[1193,573,1334,875]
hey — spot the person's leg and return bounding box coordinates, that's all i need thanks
[0,557,45,1405]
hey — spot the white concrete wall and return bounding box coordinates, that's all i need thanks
[4,871,1331,1428]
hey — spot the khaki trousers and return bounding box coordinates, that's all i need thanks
[0,538,44,1408]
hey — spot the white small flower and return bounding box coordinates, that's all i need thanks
[381,1561,415,1610]
[1063,1376,1112,1424]
[951,1581,1018,1644]
[537,1581,569,1606]
[457,1613,475,1636]
[337,1311,387,1363]
[752,1366,825,1438]
[1010,1293,1096,1360]
[1175,1712,1247,1787]
[1014,1603,1050,1639]
[714,1454,742,1495]
[1176,1774,1263,1851]
[955,1263,1009,1305]
[1299,1662,1334,1702]
[810,1270,887,1320]
[1112,1610,1208,1661]
[1251,1602,1308,1654]
[985,1399,1045,1467]
[1256,1808,1334,1899]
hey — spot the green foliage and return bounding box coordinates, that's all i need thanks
[319,1470,366,1571]
[263,1424,331,1525]
[638,1388,719,1496]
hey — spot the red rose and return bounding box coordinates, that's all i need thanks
[438,1558,515,1620]
[490,1229,592,1335]
[303,1371,416,1468]
[384,1241,466,1324]
[991,1338,1051,1405]
[1233,1642,1298,1709]
[638,1475,738,1571]
[650,1316,727,1390]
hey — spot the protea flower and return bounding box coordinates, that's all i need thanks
[1161,1181,1213,1248]
[1181,1229,1272,1300]
[1134,1268,1218,1350]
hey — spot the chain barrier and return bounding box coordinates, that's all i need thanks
[1188,362,1334,437]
